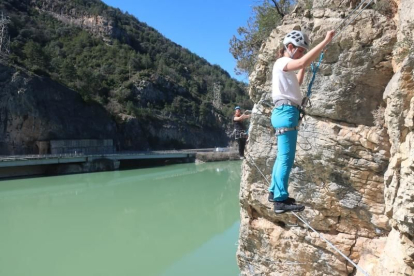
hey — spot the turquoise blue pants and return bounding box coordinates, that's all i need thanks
[269,105,299,201]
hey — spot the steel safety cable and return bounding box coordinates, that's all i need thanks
[290,212,369,276]
[245,153,271,185]
[332,0,375,42]
[244,155,370,276]
[333,0,371,34]
[305,0,375,104]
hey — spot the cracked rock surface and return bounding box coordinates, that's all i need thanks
[237,1,414,275]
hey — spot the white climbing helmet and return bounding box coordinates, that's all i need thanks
[283,30,310,50]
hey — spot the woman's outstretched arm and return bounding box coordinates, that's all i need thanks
[285,30,335,72]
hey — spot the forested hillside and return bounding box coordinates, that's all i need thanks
[0,0,251,151]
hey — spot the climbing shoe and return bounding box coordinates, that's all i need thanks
[268,192,296,204]
[274,200,305,214]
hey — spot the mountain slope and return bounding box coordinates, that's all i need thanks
[0,0,251,153]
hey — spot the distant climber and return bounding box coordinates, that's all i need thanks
[233,106,250,159]
[269,30,335,214]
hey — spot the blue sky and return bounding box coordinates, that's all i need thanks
[102,0,253,82]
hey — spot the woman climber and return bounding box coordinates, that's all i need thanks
[269,30,335,214]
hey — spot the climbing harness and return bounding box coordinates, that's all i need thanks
[244,153,370,276]
[274,99,301,110]
[234,109,250,140]
[235,130,248,140]
[273,99,303,136]
[275,126,299,136]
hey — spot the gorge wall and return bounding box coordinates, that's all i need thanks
[0,63,119,154]
[237,0,414,275]
[0,63,227,154]
[0,0,238,155]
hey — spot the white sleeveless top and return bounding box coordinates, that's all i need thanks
[272,57,302,106]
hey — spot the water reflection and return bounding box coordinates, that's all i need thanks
[0,161,241,276]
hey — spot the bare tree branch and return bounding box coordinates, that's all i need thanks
[270,0,286,17]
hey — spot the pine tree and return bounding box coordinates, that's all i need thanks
[23,40,47,69]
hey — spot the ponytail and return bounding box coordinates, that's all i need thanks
[277,47,285,58]
[277,43,296,59]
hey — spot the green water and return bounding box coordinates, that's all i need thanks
[0,161,241,276]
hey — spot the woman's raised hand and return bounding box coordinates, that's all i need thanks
[324,30,335,44]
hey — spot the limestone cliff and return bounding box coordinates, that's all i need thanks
[237,0,414,275]
[31,0,123,42]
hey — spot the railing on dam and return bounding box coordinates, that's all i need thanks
[0,150,204,168]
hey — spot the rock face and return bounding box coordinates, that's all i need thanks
[0,62,227,154]
[0,63,118,154]
[31,0,125,42]
[0,0,234,154]
[237,0,414,275]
